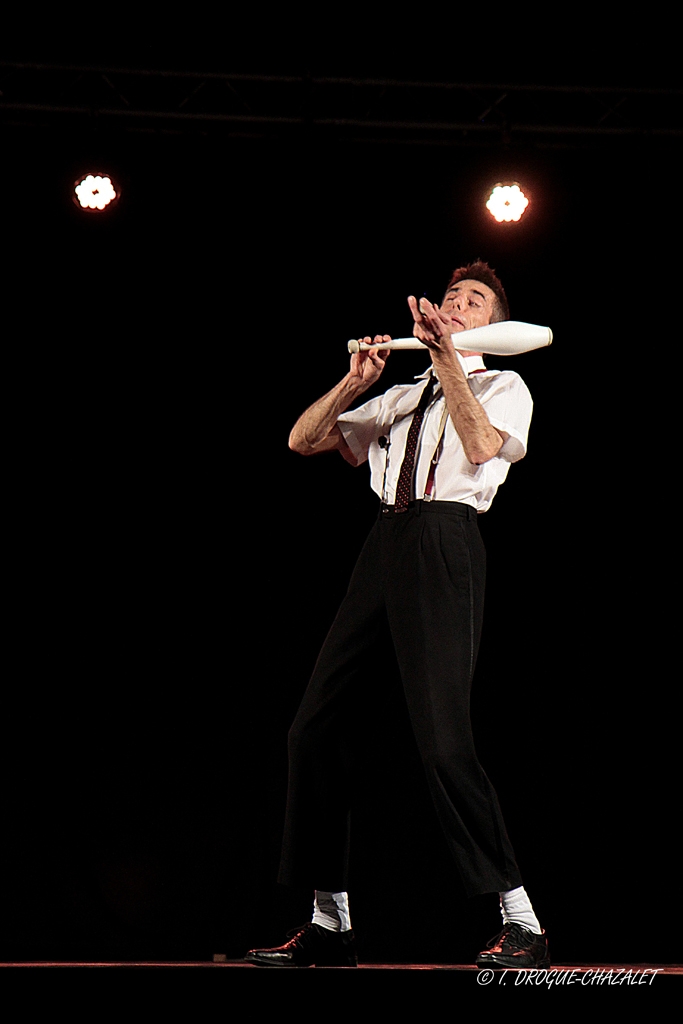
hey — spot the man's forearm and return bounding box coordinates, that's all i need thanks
[289,373,371,455]
[431,351,503,465]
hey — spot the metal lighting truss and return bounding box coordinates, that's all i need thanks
[1,62,681,147]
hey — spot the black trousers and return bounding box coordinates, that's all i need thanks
[279,501,523,898]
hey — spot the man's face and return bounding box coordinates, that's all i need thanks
[441,279,497,333]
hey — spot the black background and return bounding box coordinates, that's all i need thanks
[1,40,679,965]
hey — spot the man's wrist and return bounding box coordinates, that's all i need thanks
[431,346,467,385]
[341,372,373,399]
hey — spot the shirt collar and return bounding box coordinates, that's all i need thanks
[416,352,488,381]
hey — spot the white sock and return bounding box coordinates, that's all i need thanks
[312,891,352,933]
[499,886,542,935]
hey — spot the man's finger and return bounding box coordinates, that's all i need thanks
[408,295,424,322]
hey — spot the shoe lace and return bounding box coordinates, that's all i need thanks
[283,922,320,948]
[485,923,532,951]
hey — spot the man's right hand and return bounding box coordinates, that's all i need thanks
[349,335,391,385]
[289,335,391,459]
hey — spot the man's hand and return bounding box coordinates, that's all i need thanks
[289,335,391,459]
[349,335,392,385]
[407,295,503,465]
[407,296,453,355]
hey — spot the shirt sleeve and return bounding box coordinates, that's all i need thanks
[337,390,398,466]
[479,371,534,464]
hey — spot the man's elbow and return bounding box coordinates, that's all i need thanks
[288,430,303,453]
[288,430,312,455]
[468,452,494,466]
[467,427,508,465]
[289,425,344,456]
[467,440,503,465]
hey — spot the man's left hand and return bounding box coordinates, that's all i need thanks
[407,295,454,354]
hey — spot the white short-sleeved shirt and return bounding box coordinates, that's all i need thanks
[337,354,533,513]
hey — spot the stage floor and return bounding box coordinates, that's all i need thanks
[1,961,682,974]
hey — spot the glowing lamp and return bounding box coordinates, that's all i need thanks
[74,174,118,211]
[486,184,529,223]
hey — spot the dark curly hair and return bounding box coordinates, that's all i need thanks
[446,261,510,323]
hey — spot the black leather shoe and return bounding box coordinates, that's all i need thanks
[245,923,358,968]
[476,923,550,969]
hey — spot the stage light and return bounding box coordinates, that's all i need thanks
[74,174,118,211]
[486,184,529,223]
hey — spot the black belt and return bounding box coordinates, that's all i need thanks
[379,499,478,520]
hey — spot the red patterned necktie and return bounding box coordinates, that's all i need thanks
[393,375,436,513]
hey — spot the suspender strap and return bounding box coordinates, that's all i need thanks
[423,401,450,500]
